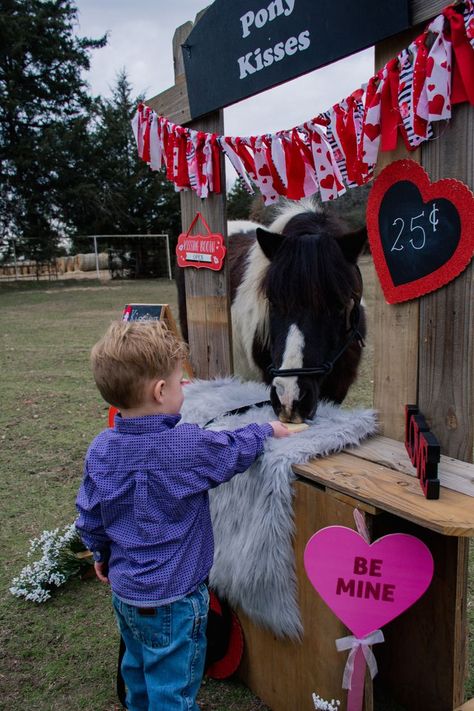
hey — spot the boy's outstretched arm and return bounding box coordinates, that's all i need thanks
[172,419,293,495]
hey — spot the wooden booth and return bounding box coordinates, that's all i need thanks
[147,1,473,708]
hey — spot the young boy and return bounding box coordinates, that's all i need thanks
[75,320,290,711]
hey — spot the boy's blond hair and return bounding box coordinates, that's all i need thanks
[91,320,189,409]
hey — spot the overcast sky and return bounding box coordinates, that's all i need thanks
[75,0,374,140]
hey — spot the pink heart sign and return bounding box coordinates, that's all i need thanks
[304,526,434,638]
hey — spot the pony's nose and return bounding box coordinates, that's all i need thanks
[272,376,298,409]
[279,410,304,424]
[272,376,310,423]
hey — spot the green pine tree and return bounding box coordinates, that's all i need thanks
[226,176,254,220]
[0,0,106,261]
[66,70,181,278]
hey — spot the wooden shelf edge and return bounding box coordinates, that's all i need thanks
[293,449,474,537]
[345,435,474,498]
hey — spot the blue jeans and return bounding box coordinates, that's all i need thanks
[112,583,209,711]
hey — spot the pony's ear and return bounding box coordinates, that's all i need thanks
[256,228,286,261]
[337,226,367,263]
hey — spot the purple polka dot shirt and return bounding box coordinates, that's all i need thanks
[75,413,272,606]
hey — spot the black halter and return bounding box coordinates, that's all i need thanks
[267,297,365,380]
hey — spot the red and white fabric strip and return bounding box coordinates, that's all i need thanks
[412,34,430,137]
[149,113,163,171]
[424,14,452,122]
[380,59,402,152]
[264,136,287,197]
[334,90,365,185]
[132,104,148,160]
[235,137,258,186]
[253,135,281,204]
[210,135,222,194]
[175,127,190,190]
[306,120,346,202]
[444,4,474,105]
[359,71,384,178]
[219,137,255,193]
[270,134,288,191]
[398,45,431,148]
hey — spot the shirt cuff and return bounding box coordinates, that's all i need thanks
[259,423,274,438]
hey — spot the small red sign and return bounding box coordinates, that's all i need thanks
[176,212,226,271]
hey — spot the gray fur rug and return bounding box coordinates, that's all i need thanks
[180,378,377,639]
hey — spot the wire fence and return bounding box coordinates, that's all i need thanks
[0,234,173,282]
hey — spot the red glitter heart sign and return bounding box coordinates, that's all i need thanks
[367,160,474,303]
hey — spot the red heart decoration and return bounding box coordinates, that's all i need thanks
[367,160,474,304]
[258,164,271,176]
[320,174,335,190]
[428,94,445,115]
[364,123,381,142]
[426,56,435,77]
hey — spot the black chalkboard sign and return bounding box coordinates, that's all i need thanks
[122,304,163,321]
[379,181,460,286]
[183,0,410,119]
[367,160,474,304]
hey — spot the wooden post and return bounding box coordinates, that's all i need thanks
[373,29,421,442]
[146,13,232,379]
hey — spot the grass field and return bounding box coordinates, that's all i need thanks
[0,268,471,710]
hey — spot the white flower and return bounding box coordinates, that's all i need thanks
[312,693,341,711]
[10,523,89,603]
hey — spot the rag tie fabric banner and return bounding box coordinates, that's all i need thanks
[132,1,474,205]
[180,378,377,639]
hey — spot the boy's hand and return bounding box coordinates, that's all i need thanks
[270,421,290,438]
[94,561,109,584]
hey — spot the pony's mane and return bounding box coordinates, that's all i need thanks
[263,211,358,315]
[268,198,322,234]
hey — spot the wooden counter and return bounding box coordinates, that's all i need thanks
[238,437,474,711]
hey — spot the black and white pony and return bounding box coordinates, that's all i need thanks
[177,203,367,423]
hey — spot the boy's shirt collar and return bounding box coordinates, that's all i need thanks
[114,413,182,434]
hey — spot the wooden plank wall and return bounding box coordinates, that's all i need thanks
[419,105,474,462]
